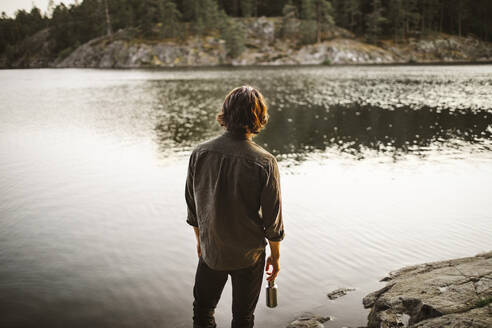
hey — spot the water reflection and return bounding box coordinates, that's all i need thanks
[152,77,492,161]
[258,104,492,159]
[153,81,224,151]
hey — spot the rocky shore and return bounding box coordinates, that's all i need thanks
[2,17,492,69]
[363,251,492,328]
[287,252,491,328]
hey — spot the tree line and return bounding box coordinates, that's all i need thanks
[1,0,491,58]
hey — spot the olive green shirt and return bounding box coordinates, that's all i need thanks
[185,131,285,270]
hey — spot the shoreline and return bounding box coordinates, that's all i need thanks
[2,17,492,69]
[287,252,492,328]
[2,60,492,71]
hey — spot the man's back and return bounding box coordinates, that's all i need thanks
[186,130,284,271]
[186,85,283,328]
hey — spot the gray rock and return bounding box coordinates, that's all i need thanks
[327,287,356,300]
[363,252,492,328]
[244,16,275,44]
[287,313,332,328]
[410,307,491,328]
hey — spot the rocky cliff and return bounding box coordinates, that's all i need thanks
[2,17,492,68]
[362,252,492,328]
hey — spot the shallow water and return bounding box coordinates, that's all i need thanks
[0,66,491,328]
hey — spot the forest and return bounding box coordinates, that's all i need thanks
[1,0,491,59]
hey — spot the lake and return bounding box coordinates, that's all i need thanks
[0,65,491,328]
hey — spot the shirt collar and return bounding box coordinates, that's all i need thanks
[223,130,253,141]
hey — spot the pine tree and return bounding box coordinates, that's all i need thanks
[280,0,298,39]
[182,0,197,21]
[110,0,135,31]
[330,0,346,27]
[162,0,182,38]
[388,0,404,41]
[219,10,245,58]
[103,0,112,36]
[301,0,314,20]
[240,0,254,17]
[344,0,361,33]
[365,0,386,43]
[314,0,334,43]
[136,0,168,37]
[299,0,316,44]
[402,0,419,36]
[420,0,439,33]
[187,0,220,35]
[50,3,75,52]
[454,0,469,37]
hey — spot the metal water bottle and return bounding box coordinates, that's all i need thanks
[266,280,278,308]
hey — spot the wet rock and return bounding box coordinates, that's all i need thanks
[327,287,356,300]
[363,252,492,328]
[363,283,395,308]
[287,312,332,328]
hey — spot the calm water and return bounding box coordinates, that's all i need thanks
[1,66,491,328]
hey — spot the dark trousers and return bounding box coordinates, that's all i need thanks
[192,252,266,328]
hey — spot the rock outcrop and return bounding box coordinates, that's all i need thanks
[362,252,492,328]
[2,17,492,68]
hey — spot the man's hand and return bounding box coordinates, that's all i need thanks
[265,256,279,282]
[266,240,280,282]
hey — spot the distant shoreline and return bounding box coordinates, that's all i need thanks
[2,60,492,71]
[2,17,492,70]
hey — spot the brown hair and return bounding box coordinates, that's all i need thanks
[217,85,268,134]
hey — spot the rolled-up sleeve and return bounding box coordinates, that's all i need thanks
[185,151,198,227]
[260,157,285,242]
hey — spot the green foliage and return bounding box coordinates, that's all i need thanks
[181,0,196,21]
[280,0,298,39]
[474,296,492,308]
[1,0,492,61]
[365,0,386,43]
[344,0,362,33]
[219,12,245,58]
[240,0,254,17]
[162,0,182,38]
[49,0,105,52]
[301,0,315,20]
[315,0,334,42]
[0,7,48,52]
[187,0,221,36]
[387,0,404,40]
[50,4,75,53]
[300,20,317,44]
[299,0,334,44]
[420,0,440,33]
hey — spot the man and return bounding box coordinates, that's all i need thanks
[185,85,285,328]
